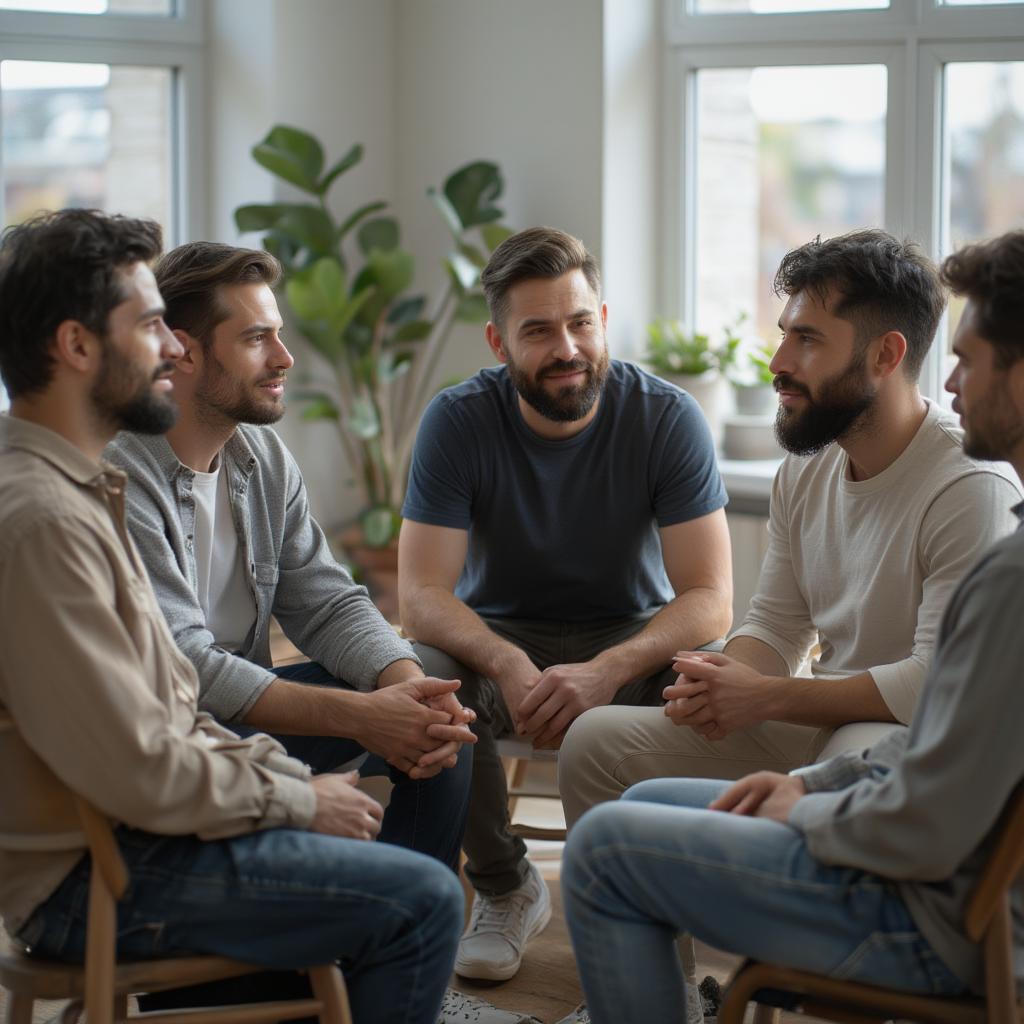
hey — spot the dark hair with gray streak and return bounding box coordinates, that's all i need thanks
[774,229,945,381]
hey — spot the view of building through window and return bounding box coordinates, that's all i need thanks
[1,59,174,233]
[942,61,1024,367]
[695,64,887,349]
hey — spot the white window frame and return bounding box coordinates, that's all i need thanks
[0,0,207,244]
[663,0,1024,402]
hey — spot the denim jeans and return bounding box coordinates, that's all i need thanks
[18,826,463,1024]
[562,778,968,1024]
[265,662,473,873]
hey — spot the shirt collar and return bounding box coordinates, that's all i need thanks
[0,414,125,489]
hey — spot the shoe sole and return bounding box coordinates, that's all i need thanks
[454,882,553,982]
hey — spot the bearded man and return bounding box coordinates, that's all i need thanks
[398,226,734,985]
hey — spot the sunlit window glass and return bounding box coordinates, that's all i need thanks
[0,0,172,15]
[695,0,886,15]
[941,61,1024,378]
[1,60,174,233]
[694,64,887,343]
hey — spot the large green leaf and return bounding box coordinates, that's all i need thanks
[318,142,363,196]
[275,205,336,256]
[482,223,515,252]
[445,251,479,293]
[301,396,340,421]
[444,161,503,229]
[387,295,427,325]
[286,258,347,323]
[428,187,462,237]
[454,294,491,323]
[235,203,287,232]
[357,217,400,256]
[337,200,389,242]
[392,319,432,343]
[356,249,415,303]
[458,241,488,268]
[346,397,381,440]
[252,125,324,194]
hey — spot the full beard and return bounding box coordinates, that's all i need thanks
[774,354,876,457]
[92,352,178,435]
[507,349,610,423]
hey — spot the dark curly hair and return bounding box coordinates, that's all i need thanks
[0,209,162,398]
[774,229,945,381]
[941,231,1024,368]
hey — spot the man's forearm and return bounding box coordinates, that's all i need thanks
[723,634,789,676]
[757,670,896,727]
[401,586,533,680]
[243,677,370,739]
[596,585,732,688]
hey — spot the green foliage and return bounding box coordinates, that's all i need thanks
[235,124,513,545]
[646,320,734,377]
[746,342,777,386]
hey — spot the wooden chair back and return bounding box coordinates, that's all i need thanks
[718,783,1024,1024]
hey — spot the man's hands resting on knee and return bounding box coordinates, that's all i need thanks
[310,771,385,839]
[710,771,807,823]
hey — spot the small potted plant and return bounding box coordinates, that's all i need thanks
[643,317,740,443]
[731,340,779,417]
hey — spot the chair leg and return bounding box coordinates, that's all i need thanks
[309,964,353,1024]
[752,1007,781,1024]
[113,992,129,1022]
[5,993,34,1024]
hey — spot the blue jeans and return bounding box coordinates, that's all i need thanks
[265,662,473,873]
[562,778,968,1024]
[18,826,463,1024]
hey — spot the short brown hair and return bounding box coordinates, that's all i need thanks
[155,242,281,348]
[941,231,1024,368]
[773,229,945,381]
[480,226,600,329]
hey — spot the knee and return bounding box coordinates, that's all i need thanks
[413,642,469,681]
[562,802,627,897]
[560,706,621,784]
[416,857,465,940]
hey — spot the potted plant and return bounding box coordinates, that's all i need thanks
[731,340,779,416]
[234,125,514,569]
[643,317,740,443]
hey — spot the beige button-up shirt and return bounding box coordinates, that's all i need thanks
[0,416,316,936]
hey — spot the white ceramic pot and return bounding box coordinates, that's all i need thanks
[733,383,778,417]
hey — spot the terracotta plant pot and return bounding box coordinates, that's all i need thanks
[338,523,400,623]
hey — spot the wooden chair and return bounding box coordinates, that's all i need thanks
[498,738,566,842]
[717,784,1024,1024]
[0,794,353,1024]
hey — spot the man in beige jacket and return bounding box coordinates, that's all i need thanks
[0,209,461,1024]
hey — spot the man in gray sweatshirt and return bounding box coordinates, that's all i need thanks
[561,229,1024,1023]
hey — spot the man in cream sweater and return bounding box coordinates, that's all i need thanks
[562,227,1024,1024]
[560,228,1020,821]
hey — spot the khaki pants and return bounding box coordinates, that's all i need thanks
[558,704,901,829]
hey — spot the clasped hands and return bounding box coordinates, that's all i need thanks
[663,651,772,740]
[509,660,614,750]
[362,676,477,780]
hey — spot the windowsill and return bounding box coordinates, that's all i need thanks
[719,456,780,514]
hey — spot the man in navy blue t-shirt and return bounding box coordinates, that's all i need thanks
[398,227,733,985]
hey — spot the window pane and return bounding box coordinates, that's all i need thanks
[1,60,174,235]
[0,0,172,14]
[695,0,886,15]
[941,0,1022,6]
[694,64,886,343]
[941,61,1024,377]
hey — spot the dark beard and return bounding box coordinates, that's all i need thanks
[92,350,177,435]
[196,353,285,426]
[506,351,609,423]
[774,353,875,456]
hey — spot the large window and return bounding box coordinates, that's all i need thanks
[665,0,1024,401]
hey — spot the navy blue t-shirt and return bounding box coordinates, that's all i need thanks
[402,359,727,621]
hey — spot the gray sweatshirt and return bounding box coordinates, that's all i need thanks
[791,505,1024,994]
[105,427,418,721]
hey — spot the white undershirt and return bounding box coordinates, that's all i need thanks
[191,462,256,652]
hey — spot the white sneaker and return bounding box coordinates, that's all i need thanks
[455,860,552,981]
[437,988,542,1024]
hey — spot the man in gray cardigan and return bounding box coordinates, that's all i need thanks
[106,242,474,874]
[561,229,1024,1023]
